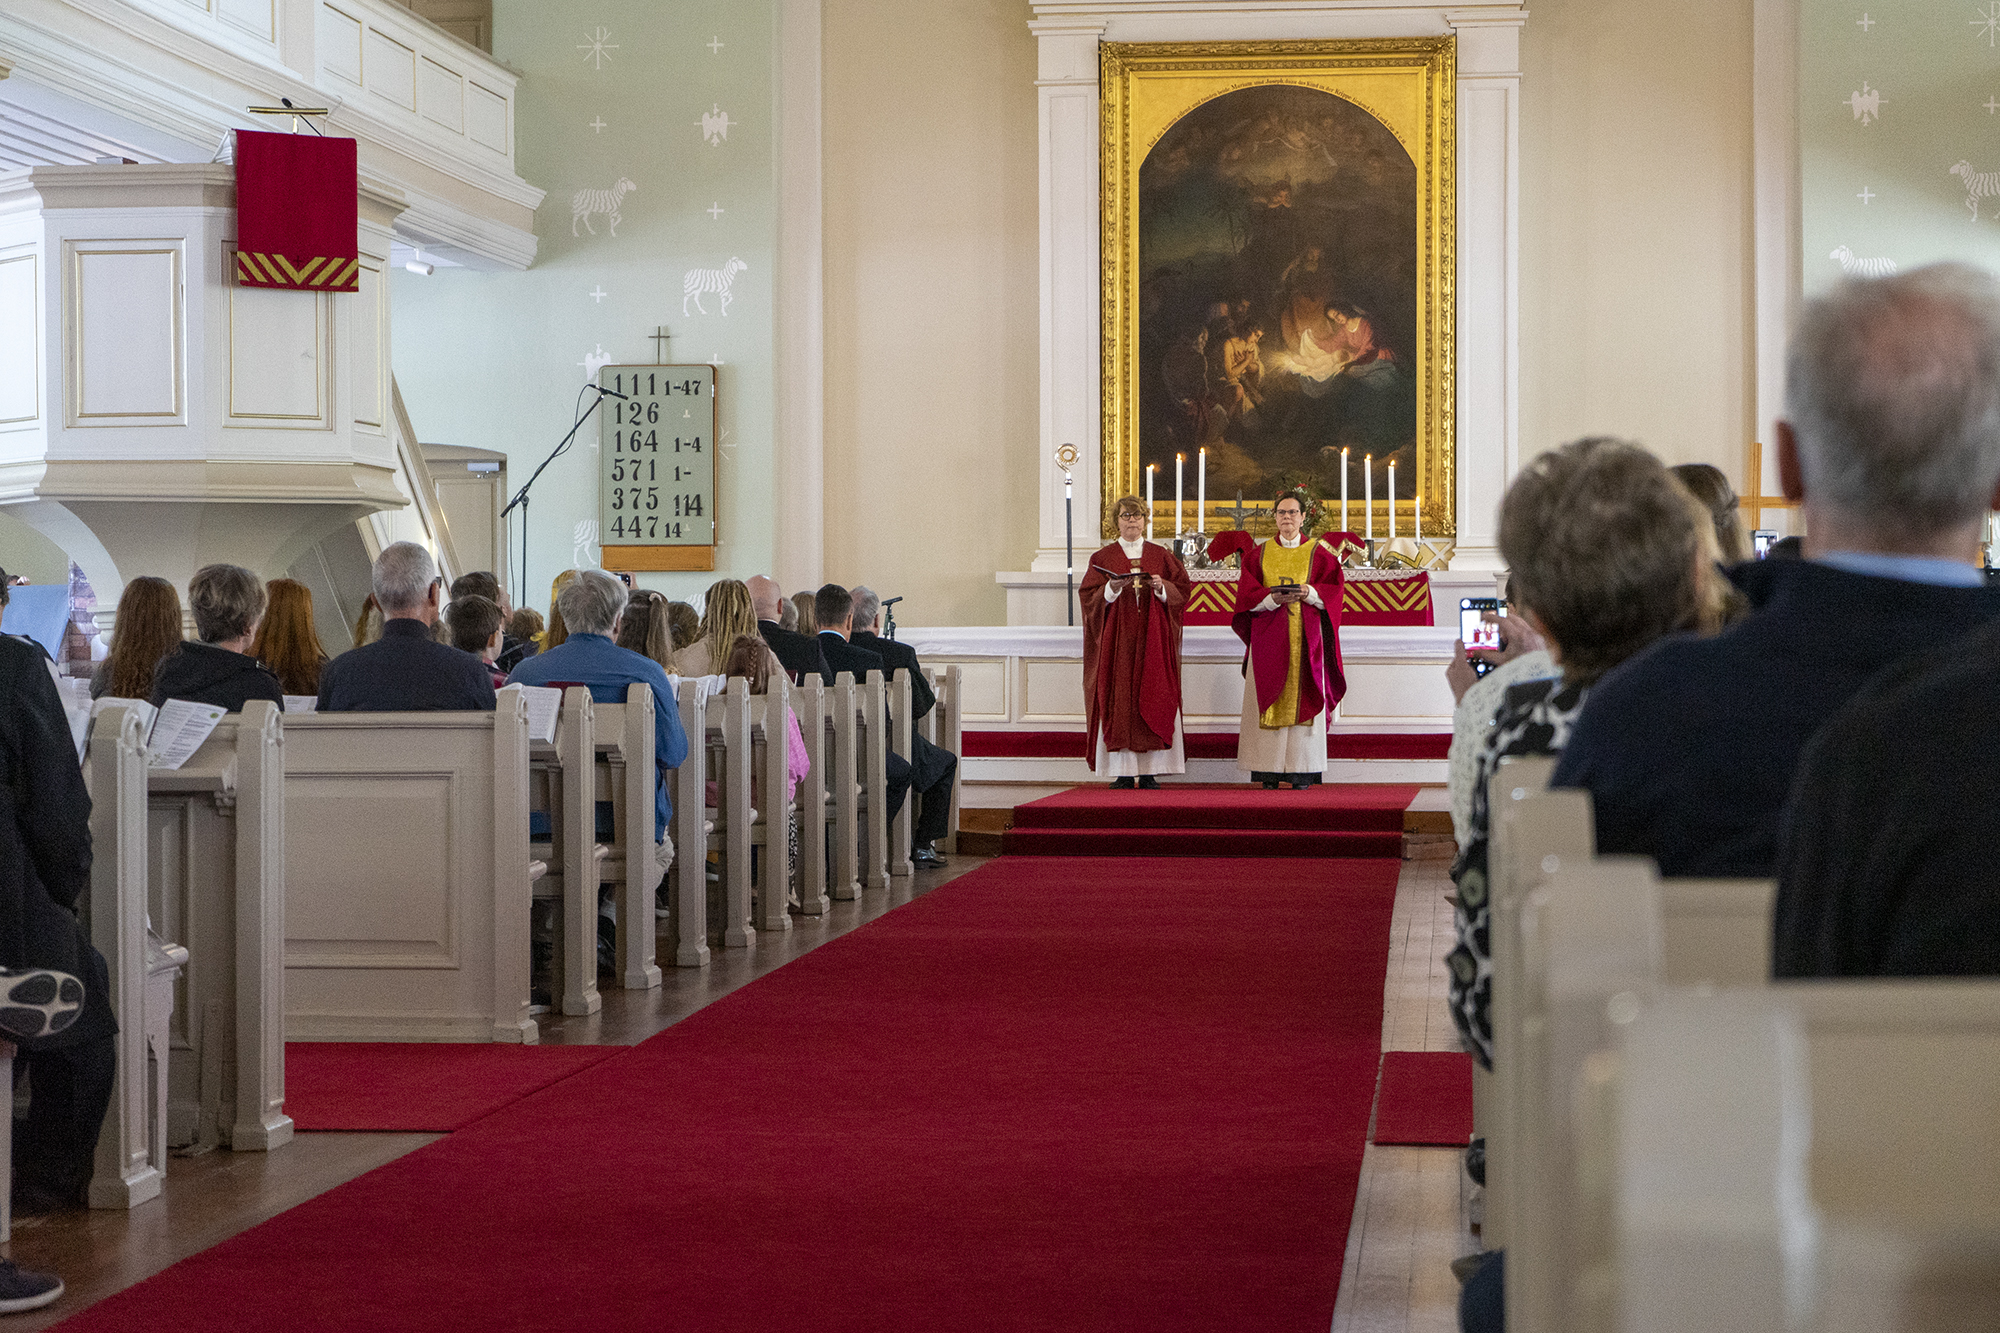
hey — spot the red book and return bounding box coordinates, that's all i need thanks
[234,130,359,292]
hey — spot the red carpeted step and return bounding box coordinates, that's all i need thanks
[1001,826,1404,858]
[1011,782,1417,832]
[1372,1050,1475,1146]
[56,855,1402,1333]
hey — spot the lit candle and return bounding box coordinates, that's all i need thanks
[1388,462,1396,540]
[1415,493,1423,544]
[1175,452,1184,537]
[1341,447,1350,533]
[1364,454,1373,541]
[1198,447,1207,532]
[1146,464,1156,538]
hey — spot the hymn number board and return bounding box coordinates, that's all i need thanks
[598,364,716,572]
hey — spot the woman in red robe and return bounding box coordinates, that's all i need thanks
[1231,488,1346,789]
[1080,495,1193,789]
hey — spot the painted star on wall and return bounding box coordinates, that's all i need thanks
[579,27,618,70]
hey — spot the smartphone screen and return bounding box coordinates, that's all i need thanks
[1751,530,1779,559]
[1459,598,1503,651]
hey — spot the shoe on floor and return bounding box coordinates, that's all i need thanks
[1109,777,1135,790]
[1260,779,1281,790]
[1450,1251,1493,1285]
[0,969,82,1043]
[0,1261,61,1314]
[1136,776,1160,790]
[10,1180,79,1218]
[911,842,946,869]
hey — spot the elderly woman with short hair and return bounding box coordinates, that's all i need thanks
[149,564,285,712]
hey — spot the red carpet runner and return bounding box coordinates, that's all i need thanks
[284,1042,621,1132]
[1003,782,1417,858]
[55,855,1401,1332]
[1371,1051,1475,1147]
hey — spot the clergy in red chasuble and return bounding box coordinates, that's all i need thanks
[1232,488,1346,789]
[1081,495,1193,789]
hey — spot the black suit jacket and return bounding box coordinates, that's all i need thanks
[816,632,885,687]
[851,631,934,719]
[318,619,498,713]
[759,620,830,684]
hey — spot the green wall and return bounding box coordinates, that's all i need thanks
[1802,1,2000,294]
[392,0,776,611]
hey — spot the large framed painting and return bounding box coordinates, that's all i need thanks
[1101,40,1456,539]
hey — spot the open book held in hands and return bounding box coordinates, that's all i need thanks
[90,696,227,771]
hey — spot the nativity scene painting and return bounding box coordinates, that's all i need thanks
[1137,84,1418,522]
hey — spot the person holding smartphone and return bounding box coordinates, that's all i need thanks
[1231,486,1346,789]
[1080,495,1193,789]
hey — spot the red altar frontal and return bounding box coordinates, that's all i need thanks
[1181,568,1433,628]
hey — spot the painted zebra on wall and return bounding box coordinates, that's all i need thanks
[1951,161,2000,221]
[572,177,637,237]
[1830,245,1897,278]
[683,258,748,316]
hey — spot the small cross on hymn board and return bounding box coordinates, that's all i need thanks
[650,326,672,364]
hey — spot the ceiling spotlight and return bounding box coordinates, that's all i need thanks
[404,247,434,276]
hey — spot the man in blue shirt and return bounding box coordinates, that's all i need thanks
[507,569,689,844]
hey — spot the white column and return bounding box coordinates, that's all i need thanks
[775,0,826,591]
[1446,10,1525,571]
[1752,0,1801,500]
[1028,18,1106,575]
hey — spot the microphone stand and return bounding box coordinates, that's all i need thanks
[503,386,615,604]
[881,596,903,641]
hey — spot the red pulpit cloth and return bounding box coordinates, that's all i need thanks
[234,130,359,292]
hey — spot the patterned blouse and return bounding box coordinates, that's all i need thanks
[1445,675,1592,1070]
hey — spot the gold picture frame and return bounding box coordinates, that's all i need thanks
[1100,39,1457,539]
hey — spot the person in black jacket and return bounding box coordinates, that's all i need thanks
[1552,263,2000,879]
[149,564,285,713]
[319,543,497,713]
[0,634,109,1307]
[814,583,954,869]
[850,586,956,867]
[747,575,828,684]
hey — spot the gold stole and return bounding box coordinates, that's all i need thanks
[1259,540,1317,729]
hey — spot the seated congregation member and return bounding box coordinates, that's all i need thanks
[722,636,811,899]
[1443,593,1555,847]
[351,593,384,649]
[445,594,509,689]
[748,574,829,684]
[1077,498,1193,789]
[1670,462,1749,563]
[1773,619,2000,978]
[92,576,182,701]
[317,543,496,712]
[508,569,689,843]
[615,589,674,671]
[150,564,285,712]
[452,571,533,674]
[777,596,798,632]
[508,606,544,649]
[248,577,330,698]
[1552,264,2000,877]
[791,590,818,636]
[815,583,955,869]
[851,586,957,865]
[671,580,783,681]
[539,570,577,650]
[667,600,700,654]
[1446,440,1721,1332]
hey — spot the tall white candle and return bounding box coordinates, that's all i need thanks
[1415,493,1423,543]
[1175,452,1184,536]
[1388,462,1396,540]
[1198,447,1207,532]
[1341,447,1350,532]
[1365,454,1374,541]
[1146,464,1156,538]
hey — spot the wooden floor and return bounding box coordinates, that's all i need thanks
[3,851,1473,1332]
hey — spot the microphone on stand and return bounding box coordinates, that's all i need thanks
[882,596,904,641]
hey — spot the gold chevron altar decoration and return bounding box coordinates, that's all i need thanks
[1181,572,1432,627]
[234,251,360,292]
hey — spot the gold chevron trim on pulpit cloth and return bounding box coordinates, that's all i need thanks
[235,251,360,292]
[1180,572,1432,627]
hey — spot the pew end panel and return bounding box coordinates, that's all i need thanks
[669,681,711,968]
[282,698,537,1043]
[794,678,831,917]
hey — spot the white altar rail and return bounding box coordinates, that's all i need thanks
[898,624,1459,796]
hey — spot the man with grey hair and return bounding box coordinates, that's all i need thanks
[1553,263,2000,878]
[507,569,688,846]
[850,585,955,867]
[318,542,497,712]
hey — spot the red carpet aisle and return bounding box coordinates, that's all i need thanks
[55,855,1401,1333]
[284,1042,621,1132]
[1371,1051,1475,1147]
[1002,782,1417,858]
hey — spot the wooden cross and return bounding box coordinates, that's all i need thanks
[1227,491,1261,530]
[650,326,672,364]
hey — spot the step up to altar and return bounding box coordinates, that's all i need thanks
[1000,783,1417,858]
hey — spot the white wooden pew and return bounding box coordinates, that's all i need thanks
[590,683,667,989]
[745,674,795,934]
[1603,982,2000,1333]
[529,687,604,1017]
[667,680,711,968]
[887,672,914,879]
[920,665,963,854]
[794,676,832,917]
[855,672,889,891]
[824,672,862,902]
[145,700,289,1152]
[282,693,536,1043]
[704,677,755,948]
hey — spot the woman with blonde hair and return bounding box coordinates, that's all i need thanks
[615,589,673,670]
[250,578,331,697]
[541,569,578,650]
[352,594,384,649]
[672,579,782,679]
[92,577,184,701]
[791,590,818,636]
